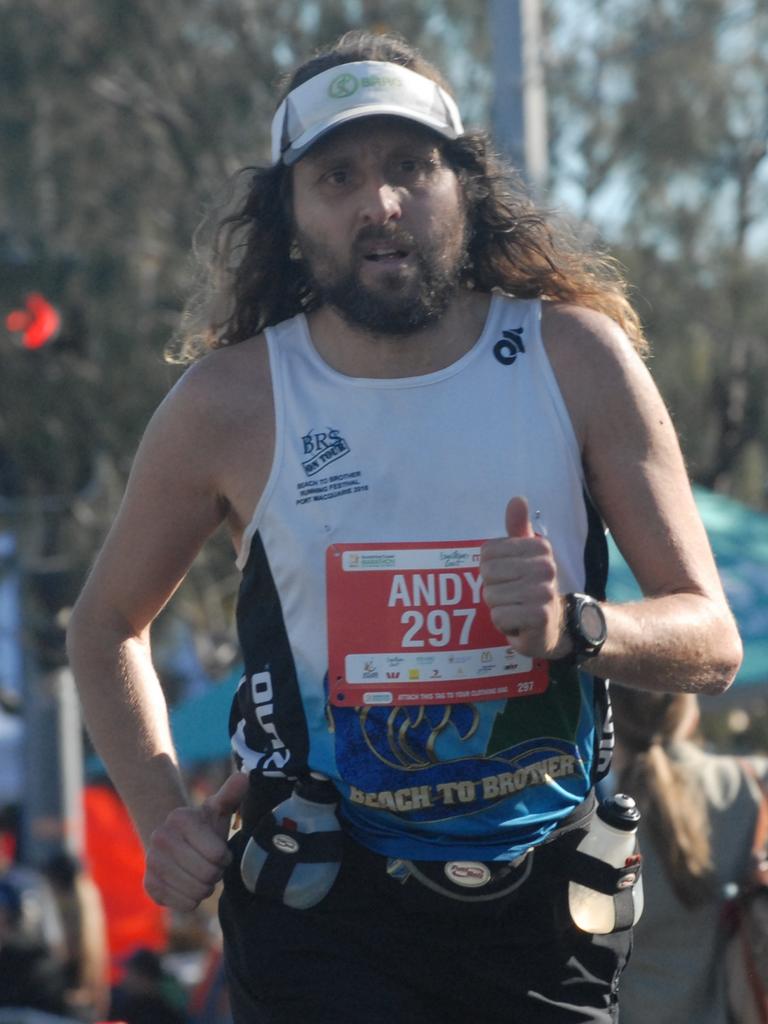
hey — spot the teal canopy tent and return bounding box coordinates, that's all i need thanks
[607,486,768,690]
[167,666,243,765]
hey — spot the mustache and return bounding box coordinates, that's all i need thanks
[353,225,418,252]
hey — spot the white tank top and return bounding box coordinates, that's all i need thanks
[231,293,611,860]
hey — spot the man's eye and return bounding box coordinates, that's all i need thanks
[394,157,435,180]
[398,158,428,176]
[323,169,349,185]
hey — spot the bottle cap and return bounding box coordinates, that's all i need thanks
[295,773,339,804]
[597,793,641,830]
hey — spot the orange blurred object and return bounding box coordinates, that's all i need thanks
[84,784,168,984]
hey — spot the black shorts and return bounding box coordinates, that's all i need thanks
[219,829,632,1024]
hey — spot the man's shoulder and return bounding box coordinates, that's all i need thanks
[538,301,652,450]
[181,334,271,387]
[540,300,646,391]
[140,335,275,524]
[142,335,274,471]
[541,301,632,352]
[167,335,272,422]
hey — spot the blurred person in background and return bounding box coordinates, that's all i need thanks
[0,813,66,962]
[0,879,70,1018]
[608,685,768,1024]
[108,947,188,1024]
[44,853,110,1023]
[67,28,742,1024]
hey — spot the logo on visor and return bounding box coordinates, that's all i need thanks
[329,73,359,99]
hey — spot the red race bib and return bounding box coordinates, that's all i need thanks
[326,541,549,707]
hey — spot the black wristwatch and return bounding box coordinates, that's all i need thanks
[557,593,607,666]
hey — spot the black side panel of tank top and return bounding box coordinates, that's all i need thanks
[582,490,614,784]
[229,531,310,784]
[583,489,608,602]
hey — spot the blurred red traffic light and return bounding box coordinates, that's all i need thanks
[5,292,61,349]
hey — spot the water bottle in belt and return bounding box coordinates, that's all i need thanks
[240,771,343,909]
[568,793,644,934]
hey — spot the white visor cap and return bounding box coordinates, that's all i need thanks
[271,60,464,166]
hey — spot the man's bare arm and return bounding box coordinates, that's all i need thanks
[67,351,268,906]
[67,367,230,810]
[481,303,742,693]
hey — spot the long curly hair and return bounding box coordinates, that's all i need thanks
[610,685,716,908]
[168,31,646,363]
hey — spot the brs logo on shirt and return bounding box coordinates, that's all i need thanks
[301,428,351,477]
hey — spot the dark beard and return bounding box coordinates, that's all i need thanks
[297,225,469,336]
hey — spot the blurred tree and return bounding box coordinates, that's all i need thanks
[546,0,768,507]
[0,0,489,682]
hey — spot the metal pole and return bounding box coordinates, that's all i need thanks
[22,664,85,866]
[490,0,549,193]
[0,531,24,808]
[6,495,86,869]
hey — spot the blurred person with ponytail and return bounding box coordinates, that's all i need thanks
[609,685,768,1024]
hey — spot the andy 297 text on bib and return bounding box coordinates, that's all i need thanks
[326,541,549,707]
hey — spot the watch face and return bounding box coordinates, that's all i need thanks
[579,602,606,645]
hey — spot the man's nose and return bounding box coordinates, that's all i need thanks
[358,178,403,225]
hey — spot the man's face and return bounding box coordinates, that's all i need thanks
[291,119,469,335]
